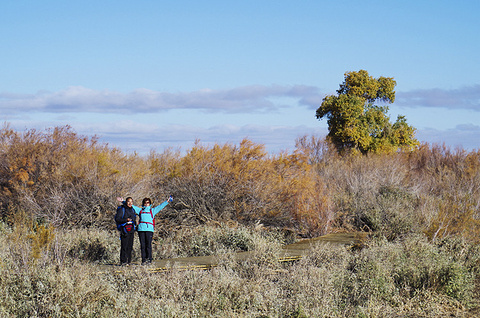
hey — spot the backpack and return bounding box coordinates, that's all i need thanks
[139,208,155,228]
[115,206,136,234]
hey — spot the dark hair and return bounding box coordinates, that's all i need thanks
[124,197,133,204]
[142,197,152,206]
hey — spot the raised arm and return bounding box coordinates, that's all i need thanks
[152,196,173,216]
[131,205,142,214]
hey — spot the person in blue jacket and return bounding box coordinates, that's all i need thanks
[118,195,173,265]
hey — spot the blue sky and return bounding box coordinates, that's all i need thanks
[1,1,479,154]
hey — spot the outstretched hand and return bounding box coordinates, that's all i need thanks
[116,197,124,202]
[168,195,173,203]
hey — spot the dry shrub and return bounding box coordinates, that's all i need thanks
[406,144,480,242]
[300,140,480,242]
[0,221,478,317]
[1,123,479,245]
[156,139,334,236]
[0,124,158,228]
[0,261,117,317]
[292,236,476,316]
[64,229,120,264]
[154,224,287,259]
[1,124,480,317]
[315,150,420,239]
[0,125,114,227]
[1,125,336,235]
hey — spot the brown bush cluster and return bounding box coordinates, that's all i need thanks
[1,124,479,242]
[154,139,334,236]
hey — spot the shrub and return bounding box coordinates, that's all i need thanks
[155,224,287,259]
[155,139,334,236]
[63,229,123,265]
[0,224,478,317]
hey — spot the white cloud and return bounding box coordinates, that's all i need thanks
[3,84,479,154]
[5,84,479,115]
[0,85,323,114]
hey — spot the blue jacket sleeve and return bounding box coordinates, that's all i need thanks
[132,205,142,215]
[152,201,169,217]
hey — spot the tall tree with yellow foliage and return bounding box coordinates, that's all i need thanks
[316,70,419,154]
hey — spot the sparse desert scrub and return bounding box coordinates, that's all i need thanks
[1,125,480,316]
[154,224,290,259]
[1,220,480,317]
[406,144,480,242]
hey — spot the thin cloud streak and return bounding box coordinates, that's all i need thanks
[396,85,480,110]
[2,84,479,153]
[3,85,480,115]
[0,85,323,114]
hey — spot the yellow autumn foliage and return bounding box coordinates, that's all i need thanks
[0,123,479,242]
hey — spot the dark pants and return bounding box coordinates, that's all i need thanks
[120,232,135,264]
[138,231,154,263]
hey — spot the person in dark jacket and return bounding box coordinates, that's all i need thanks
[115,197,137,266]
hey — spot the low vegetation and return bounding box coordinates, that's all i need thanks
[0,124,479,317]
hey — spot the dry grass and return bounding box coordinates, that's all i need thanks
[0,222,479,317]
